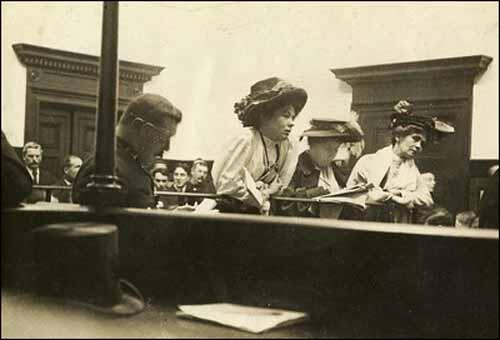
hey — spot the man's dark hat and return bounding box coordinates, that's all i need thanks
[301,118,364,142]
[390,100,455,135]
[32,222,145,316]
[234,77,308,127]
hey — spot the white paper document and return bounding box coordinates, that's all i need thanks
[177,303,308,334]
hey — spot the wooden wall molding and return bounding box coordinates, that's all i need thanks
[14,43,164,82]
[331,55,492,85]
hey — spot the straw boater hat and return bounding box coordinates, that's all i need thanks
[32,222,145,316]
[390,100,455,137]
[234,77,308,127]
[300,118,364,142]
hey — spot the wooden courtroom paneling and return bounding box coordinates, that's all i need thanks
[332,55,493,214]
[72,110,97,161]
[13,43,164,170]
[38,106,71,177]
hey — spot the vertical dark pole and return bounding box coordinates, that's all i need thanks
[84,1,122,205]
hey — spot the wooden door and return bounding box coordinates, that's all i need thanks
[38,106,71,178]
[72,111,96,161]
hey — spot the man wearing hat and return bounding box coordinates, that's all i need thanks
[197,77,308,215]
[279,118,364,217]
[347,100,454,223]
[73,93,182,208]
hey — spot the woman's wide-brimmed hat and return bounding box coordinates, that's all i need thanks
[390,100,455,135]
[234,77,308,127]
[301,118,364,142]
[32,222,145,316]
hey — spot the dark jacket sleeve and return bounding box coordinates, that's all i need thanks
[1,131,33,207]
[479,171,499,229]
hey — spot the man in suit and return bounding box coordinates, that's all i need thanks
[1,131,32,207]
[186,159,216,205]
[73,93,182,208]
[52,155,83,203]
[22,141,57,203]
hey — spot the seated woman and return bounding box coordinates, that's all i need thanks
[197,77,308,214]
[278,118,364,217]
[347,100,455,223]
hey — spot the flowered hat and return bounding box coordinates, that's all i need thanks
[234,77,308,127]
[301,118,364,142]
[390,100,455,135]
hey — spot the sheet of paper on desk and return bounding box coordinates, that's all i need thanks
[243,168,264,207]
[316,191,368,210]
[315,183,374,199]
[176,303,308,334]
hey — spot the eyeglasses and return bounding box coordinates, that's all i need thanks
[127,111,176,138]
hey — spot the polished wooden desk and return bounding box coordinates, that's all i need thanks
[2,204,498,337]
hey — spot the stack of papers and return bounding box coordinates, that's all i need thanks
[176,303,308,334]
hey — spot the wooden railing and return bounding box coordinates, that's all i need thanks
[32,185,416,222]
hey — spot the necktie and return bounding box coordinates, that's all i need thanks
[32,169,39,184]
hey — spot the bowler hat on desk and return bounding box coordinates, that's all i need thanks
[301,118,364,142]
[32,222,145,316]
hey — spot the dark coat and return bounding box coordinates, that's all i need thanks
[51,178,73,203]
[73,139,156,208]
[1,131,32,207]
[186,177,216,205]
[479,169,499,229]
[24,169,57,203]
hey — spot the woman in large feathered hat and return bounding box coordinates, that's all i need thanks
[197,77,308,214]
[347,100,455,223]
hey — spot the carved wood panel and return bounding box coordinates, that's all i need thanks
[72,110,97,161]
[38,106,71,177]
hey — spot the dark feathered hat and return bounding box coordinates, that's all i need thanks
[390,100,455,135]
[234,77,308,127]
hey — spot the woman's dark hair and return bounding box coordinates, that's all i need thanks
[391,125,427,145]
[173,162,190,174]
[151,167,169,177]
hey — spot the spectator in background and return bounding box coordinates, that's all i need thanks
[422,207,454,226]
[479,165,499,229]
[151,163,175,209]
[22,141,57,203]
[1,131,32,207]
[166,162,191,207]
[186,159,216,205]
[52,155,83,203]
[455,211,479,228]
[151,163,170,191]
[73,93,182,208]
[420,172,436,193]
